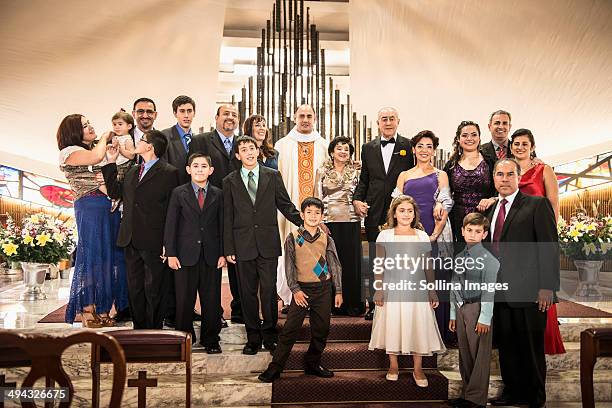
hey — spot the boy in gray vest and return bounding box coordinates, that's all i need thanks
[258,197,343,382]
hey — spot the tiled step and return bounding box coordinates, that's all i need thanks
[438,342,612,371]
[444,368,612,402]
[272,369,448,403]
[0,373,270,408]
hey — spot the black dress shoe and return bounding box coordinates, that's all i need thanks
[220,317,228,328]
[447,398,466,406]
[164,317,176,328]
[258,368,281,383]
[263,341,277,353]
[113,308,132,322]
[364,309,374,321]
[193,309,201,321]
[205,343,222,354]
[490,396,517,406]
[304,364,334,378]
[243,342,260,355]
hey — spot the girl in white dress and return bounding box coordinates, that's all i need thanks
[368,195,446,385]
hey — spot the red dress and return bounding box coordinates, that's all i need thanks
[519,164,566,354]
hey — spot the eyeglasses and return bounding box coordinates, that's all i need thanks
[82,121,91,129]
[135,109,156,115]
[140,138,151,144]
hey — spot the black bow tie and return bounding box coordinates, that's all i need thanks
[381,137,396,147]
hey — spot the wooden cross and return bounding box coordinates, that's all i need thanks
[127,370,157,408]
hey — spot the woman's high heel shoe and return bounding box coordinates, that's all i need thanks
[98,315,115,327]
[81,311,103,328]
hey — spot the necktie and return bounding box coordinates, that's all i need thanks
[198,188,204,210]
[247,171,257,204]
[184,133,192,152]
[381,137,396,147]
[492,198,508,243]
[224,138,232,155]
[497,145,506,159]
[138,163,145,181]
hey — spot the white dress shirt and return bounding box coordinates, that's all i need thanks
[490,189,519,241]
[381,133,397,173]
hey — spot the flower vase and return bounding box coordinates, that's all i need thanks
[573,260,603,298]
[20,262,49,301]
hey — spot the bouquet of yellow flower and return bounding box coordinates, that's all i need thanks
[0,216,22,263]
[1,213,76,264]
[557,208,612,261]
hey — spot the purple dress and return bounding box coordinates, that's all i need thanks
[402,173,438,235]
[448,160,491,241]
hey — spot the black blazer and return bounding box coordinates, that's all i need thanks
[161,126,190,184]
[485,191,559,307]
[188,130,241,189]
[102,160,180,251]
[163,182,223,267]
[223,166,302,261]
[353,135,414,228]
[480,141,500,165]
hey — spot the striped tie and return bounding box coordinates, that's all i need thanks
[247,171,257,204]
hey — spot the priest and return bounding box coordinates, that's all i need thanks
[275,104,329,306]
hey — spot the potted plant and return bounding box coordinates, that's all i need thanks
[1,216,23,275]
[1,213,76,300]
[557,202,612,297]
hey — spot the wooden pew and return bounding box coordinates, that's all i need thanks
[0,329,125,408]
[580,327,612,408]
[91,330,191,408]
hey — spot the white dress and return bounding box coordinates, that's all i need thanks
[368,228,446,356]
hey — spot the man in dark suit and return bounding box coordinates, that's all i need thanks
[189,104,243,323]
[481,109,512,164]
[352,107,414,319]
[223,136,302,355]
[103,130,180,329]
[161,95,197,184]
[485,158,559,408]
[164,153,225,353]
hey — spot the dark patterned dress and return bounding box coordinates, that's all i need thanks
[448,160,492,243]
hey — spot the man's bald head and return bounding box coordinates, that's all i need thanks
[294,104,316,134]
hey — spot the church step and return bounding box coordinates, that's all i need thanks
[278,316,372,342]
[443,368,612,402]
[271,369,448,403]
[438,342,612,372]
[0,373,271,408]
[284,342,437,370]
[278,316,612,343]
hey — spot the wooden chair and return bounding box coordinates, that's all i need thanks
[0,329,126,408]
[91,330,191,408]
[580,327,612,408]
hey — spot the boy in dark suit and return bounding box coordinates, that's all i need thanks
[164,153,225,353]
[223,136,302,355]
[258,197,343,382]
[102,130,180,329]
[188,104,243,324]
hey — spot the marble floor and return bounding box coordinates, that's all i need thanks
[1,267,612,407]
